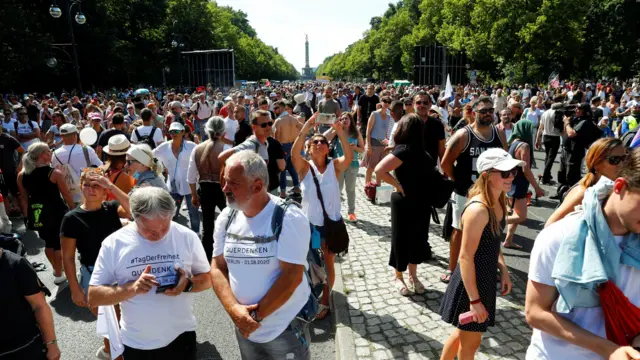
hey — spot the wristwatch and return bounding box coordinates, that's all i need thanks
[183,277,194,293]
[250,308,262,323]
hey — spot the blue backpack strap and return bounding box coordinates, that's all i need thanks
[224,209,238,232]
[271,199,300,240]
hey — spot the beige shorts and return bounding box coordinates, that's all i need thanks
[451,193,468,230]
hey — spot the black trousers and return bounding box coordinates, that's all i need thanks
[198,182,226,261]
[542,135,560,183]
[557,147,584,193]
[123,331,196,360]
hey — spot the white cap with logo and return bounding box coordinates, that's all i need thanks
[476,148,524,173]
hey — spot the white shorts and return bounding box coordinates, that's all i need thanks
[451,193,468,230]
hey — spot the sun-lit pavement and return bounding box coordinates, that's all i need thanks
[332,149,557,360]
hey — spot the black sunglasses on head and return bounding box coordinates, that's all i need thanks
[253,121,273,128]
[492,168,518,179]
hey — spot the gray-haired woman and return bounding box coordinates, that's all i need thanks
[125,144,168,192]
[187,116,227,260]
[17,142,75,285]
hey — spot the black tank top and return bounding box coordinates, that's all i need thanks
[453,125,504,196]
[22,166,67,212]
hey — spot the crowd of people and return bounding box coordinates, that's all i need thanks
[2,77,640,360]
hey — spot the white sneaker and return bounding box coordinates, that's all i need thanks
[53,273,67,285]
[96,347,110,360]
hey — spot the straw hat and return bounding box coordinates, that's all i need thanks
[103,134,130,156]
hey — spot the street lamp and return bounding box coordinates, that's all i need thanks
[171,40,178,48]
[49,0,85,93]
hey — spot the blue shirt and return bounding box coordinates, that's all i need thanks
[333,136,359,168]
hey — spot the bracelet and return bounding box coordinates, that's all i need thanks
[44,339,57,346]
[469,298,482,305]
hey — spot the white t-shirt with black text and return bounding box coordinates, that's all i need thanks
[14,121,40,150]
[213,196,311,343]
[526,214,640,359]
[89,222,210,350]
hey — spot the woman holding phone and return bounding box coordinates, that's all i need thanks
[439,148,519,360]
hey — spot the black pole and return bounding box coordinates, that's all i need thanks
[67,0,82,94]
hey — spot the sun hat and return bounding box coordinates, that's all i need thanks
[59,123,78,135]
[126,144,153,167]
[169,122,185,132]
[88,112,102,121]
[476,148,524,173]
[103,134,130,156]
[294,93,305,105]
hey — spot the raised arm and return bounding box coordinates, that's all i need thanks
[332,121,353,173]
[292,113,317,177]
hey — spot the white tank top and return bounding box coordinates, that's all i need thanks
[301,160,342,226]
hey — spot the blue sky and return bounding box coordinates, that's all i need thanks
[216,0,393,72]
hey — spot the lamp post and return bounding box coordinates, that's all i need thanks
[49,0,85,93]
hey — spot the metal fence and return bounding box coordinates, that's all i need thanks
[182,49,235,89]
[412,44,469,86]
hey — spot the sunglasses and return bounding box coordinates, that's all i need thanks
[414,101,430,105]
[382,99,391,104]
[312,139,328,145]
[126,159,139,166]
[254,121,273,128]
[492,168,518,179]
[607,154,627,165]
[477,108,495,115]
[169,130,183,135]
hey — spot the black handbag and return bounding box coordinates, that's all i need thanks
[309,165,350,255]
[429,170,454,208]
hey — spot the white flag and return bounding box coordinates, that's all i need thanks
[445,74,453,99]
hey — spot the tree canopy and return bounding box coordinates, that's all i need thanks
[317,0,640,84]
[0,0,299,93]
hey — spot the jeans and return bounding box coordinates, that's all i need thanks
[235,318,310,360]
[339,166,358,214]
[542,135,560,183]
[195,119,208,140]
[171,193,200,233]
[123,331,196,360]
[280,142,300,191]
[198,182,226,261]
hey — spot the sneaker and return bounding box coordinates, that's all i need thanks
[53,273,67,285]
[347,213,357,222]
[96,347,110,360]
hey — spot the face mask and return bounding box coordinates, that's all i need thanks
[133,171,140,180]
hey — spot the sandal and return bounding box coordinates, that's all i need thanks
[503,242,523,250]
[395,278,413,296]
[409,277,426,295]
[316,304,330,320]
[440,270,452,283]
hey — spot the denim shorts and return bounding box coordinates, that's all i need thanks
[79,265,94,293]
[235,318,310,360]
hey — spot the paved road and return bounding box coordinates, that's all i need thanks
[19,205,335,360]
[16,147,561,360]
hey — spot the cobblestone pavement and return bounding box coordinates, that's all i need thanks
[334,171,532,360]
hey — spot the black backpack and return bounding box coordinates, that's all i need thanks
[134,126,158,149]
[553,109,565,132]
[621,128,638,148]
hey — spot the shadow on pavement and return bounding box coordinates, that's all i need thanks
[20,231,44,257]
[49,287,95,322]
[310,315,335,344]
[196,341,225,360]
[350,219,391,240]
[333,291,442,352]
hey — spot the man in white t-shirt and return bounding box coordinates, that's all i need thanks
[222,102,238,148]
[211,150,311,360]
[190,93,213,140]
[11,107,41,150]
[88,187,211,359]
[526,163,640,360]
[130,108,164,148]
[51,124,103,204]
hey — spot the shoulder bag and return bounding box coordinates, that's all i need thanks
[309,164,350,254]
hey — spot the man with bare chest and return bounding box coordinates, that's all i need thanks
[273,100,303,198]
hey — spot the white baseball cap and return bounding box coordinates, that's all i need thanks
[169,122,185,132]
[476,148,524,173]
[59,123,78,135]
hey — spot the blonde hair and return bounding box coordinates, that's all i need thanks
[466,171,507,235]
[22,142,50,174]
[131,144,164,176]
